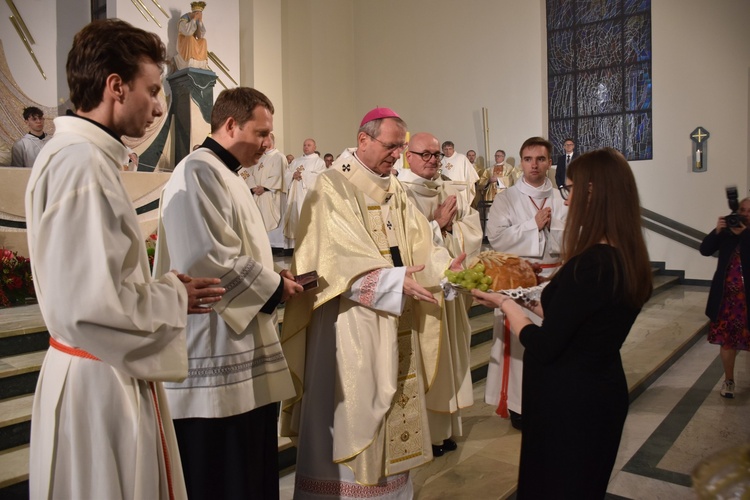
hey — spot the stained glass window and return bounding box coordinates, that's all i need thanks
[547,0,652,160]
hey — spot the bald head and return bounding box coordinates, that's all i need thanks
[406,132,442,180]
[302,138,316,155]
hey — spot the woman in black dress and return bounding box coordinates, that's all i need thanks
[473,148,653,499]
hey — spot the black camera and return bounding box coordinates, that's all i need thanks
[725,186,746,228]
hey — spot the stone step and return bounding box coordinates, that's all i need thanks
[0,395,33,453]
[0,445,28,491]
[0,351,44,401]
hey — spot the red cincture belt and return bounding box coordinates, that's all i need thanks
[539,262,561,269]
[49,337,100,361]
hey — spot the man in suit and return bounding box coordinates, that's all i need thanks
[554,137,576,188]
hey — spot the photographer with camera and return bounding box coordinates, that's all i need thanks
[699,188,750,399]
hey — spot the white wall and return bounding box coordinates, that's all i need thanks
[241,0,286,153]
[630,0,750,279]
[280,0,356,158]
[352,0,548,168]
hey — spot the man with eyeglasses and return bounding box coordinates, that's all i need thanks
[555,137,577,188]
[484,136,567,432]
[400,133,483,458]
[282,138,326,248]
[440,140,479,207]
[280,109,464,498]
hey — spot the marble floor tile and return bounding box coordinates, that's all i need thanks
[607,470,694,500]
[414,454,517,500]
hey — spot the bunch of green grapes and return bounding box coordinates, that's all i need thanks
[444,262,493,292]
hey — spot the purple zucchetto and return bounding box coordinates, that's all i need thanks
[359,107,401,127]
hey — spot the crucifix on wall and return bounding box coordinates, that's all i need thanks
[691,127,709,172]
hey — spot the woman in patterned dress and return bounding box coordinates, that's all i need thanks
[700,197,750,398]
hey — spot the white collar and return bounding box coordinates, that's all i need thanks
[515,176,553,198]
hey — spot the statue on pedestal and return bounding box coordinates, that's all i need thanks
[175,1,208,70]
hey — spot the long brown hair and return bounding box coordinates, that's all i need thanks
[563,148,652,308]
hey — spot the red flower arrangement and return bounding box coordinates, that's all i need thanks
[145,232,158,272]
[0,248,36,307]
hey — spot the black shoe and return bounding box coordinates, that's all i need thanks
[442,439,458,452]
[509,410,523,431]
[432,444,445,457]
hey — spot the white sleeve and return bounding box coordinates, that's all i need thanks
[342,267,406,316]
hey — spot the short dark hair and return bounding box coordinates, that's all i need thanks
[67,19,166,112]
[519,137,553,158]
[564,137,575,144]
[324,153,333,159]
[495,149,506,156]
[441,141,455,149]
[210,87,274,133]
[23,107,43,120]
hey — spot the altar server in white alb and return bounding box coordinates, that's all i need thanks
[239,132,286,234]
[282,137,326,242]
[11,106,51,168]
[440,140,479,206]
[400,132,483,457]
[484,136,567,430]
[25,19,225,500]
[155,87,303,500]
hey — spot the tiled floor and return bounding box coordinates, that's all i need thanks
[280,339,749,499]
[278,282,749,499]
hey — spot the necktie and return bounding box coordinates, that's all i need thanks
[566,154,571,165]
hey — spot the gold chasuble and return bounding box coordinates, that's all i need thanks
[281,154,451,486]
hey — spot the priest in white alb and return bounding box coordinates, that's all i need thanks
[440,140,479,207]
[484,137,567,431]
[238,132,286,234]
[155,88,303,500]
[400,132,483,457]
[282,138,325,244]
[280,108,464,499]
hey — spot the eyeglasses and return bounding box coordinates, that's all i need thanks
[367,134,408,153]
[559,183,573,200]
[409,151,445,162]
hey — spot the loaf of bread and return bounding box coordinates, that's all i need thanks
[470,251,537,291]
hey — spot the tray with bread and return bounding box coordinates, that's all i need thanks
[444,251,548,304]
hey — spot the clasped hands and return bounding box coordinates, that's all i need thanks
[175,272,224,314]
[535,207,552,230]
[433,195,457,232]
